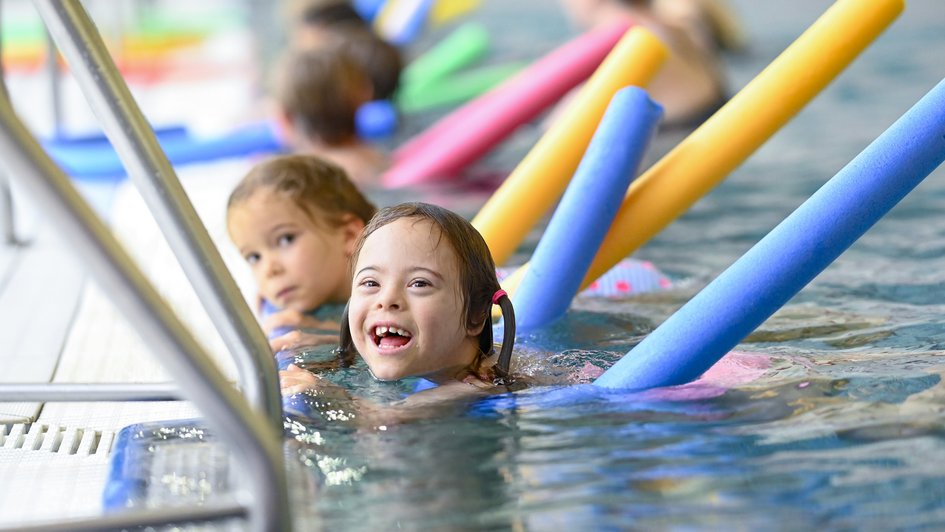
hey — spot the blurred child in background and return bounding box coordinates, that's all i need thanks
[271,45,390,186]
[271,0,404,186]
[289,0,404,101]
[558,0,733,127]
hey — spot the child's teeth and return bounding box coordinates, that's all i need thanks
[374,325,412,337]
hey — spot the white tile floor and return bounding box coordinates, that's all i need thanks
[0,1,271,521]
[0,155,259,527]
[0,225,87,424]
[0,0,288,525]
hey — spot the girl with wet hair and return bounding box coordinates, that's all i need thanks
[280,202,517,399]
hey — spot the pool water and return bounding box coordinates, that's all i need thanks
[99,0,945,528]
[269,1,945,528]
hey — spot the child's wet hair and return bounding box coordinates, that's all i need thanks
[338,202,516,379]
[331,26,403,101]
[273,46,372,145]
[296,0,368,28]
[289,1,403,102]
[226,154,376,227]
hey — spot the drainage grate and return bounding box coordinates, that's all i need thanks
[0,423,114,456]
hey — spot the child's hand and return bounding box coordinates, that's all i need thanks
[269,329,337,353]
[262,309,340,335]
[279,363,321,395]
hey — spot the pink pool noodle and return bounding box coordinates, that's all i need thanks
[383,21,631,187]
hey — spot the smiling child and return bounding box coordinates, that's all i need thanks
[280,202,517,398]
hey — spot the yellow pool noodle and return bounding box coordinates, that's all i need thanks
[498,0,904,299]
[472,26,668,266]
[431,0,480,26]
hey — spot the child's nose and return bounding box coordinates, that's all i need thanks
[375,286,403,310]
[262,256,283,277]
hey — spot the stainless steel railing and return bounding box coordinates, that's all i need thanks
[0,0,292,529]
[33,0,283,429]
[0,3,23,247]
[0,80,291,532]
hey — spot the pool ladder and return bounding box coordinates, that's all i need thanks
[0,1,290,530]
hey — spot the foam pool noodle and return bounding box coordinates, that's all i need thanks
[514,87,662,331]
[383,24,666,192]
[470,26,668,264]
[45,121,283,179]
[354,0,388,22]
[45,96,395,178]
[385,21,642,186]
[397,62,523,114]
[430,0,480,26]
[374,0,435,46]
[595,76,945,390]
[399,22,490,89]
[498,0,905,296]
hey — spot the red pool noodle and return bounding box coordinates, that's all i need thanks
[383,21,631,188]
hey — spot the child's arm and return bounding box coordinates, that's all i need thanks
[279,365,494,426]
[262,308,341,353]
[355,381,493,426]
[262,308,340,335]
[390,379,492,409]
[279,363,324,395]
[269,330,337,354]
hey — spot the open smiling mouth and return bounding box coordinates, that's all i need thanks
[372,325,413,349]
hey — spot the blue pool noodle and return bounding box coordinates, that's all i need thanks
[45,121,283,179]
[595,77,945,390]
[354,0,387,21]
[43,125,188,147]
[44,105,395,180]
[513,87,663,330]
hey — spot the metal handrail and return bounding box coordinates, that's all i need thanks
[0,2,293,528]
[0,383,180,402]
[32,0,283,430]
[0,3,23,247]
[11,500,247,532]
[0,86,290,532]
[0,175,21,246]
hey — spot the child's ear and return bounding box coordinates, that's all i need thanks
[466,313,487,337]
[340,214,365,257]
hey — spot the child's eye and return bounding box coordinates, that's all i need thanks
[409,279,431,289]
[359,279,379,288]
[244,252,260,265]
[277,233,296,247]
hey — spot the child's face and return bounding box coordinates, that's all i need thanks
[349,218,483,381]
[227,189,360,312]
